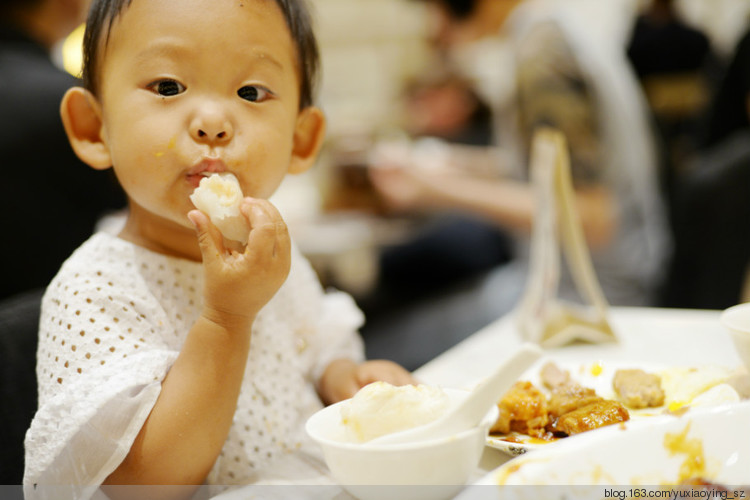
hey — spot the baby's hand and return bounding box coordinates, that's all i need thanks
[188,198,291,331]
[354,360,417,388]
[318,359,417,404]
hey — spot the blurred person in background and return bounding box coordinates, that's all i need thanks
[358,67,515,370]
[400,70,494,146]
[660,26,750,310]
[0,0,126,300]
[369,0,668,310]
[627,0,719,227]
[363,70,513,316]
[699,26,750,151]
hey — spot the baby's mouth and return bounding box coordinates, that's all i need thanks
[187,158,228,188]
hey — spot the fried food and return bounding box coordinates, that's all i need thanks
[613,368,665,408]
[547,384,602,418]
[491,381,549,438]
[548,399,630,435]
[492,362,632,440]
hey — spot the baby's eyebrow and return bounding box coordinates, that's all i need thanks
[246,48,284,72]
[132,38,189,64]
[132,39,286,73]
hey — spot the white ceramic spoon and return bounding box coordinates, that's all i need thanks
[370,343,543,445]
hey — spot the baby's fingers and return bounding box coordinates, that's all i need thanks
[356,360,417,388]
[240,199,291,260]
[188,210,225,259]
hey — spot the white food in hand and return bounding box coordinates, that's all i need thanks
[338,381,450,443]
[189,173,250,242]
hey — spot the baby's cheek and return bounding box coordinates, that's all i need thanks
[152,136,178,159]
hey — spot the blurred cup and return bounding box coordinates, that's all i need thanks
[721,303,750,371]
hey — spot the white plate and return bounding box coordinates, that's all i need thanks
[485,360,738,456]
[459,401,750,498]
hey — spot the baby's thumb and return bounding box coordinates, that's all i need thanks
[188,210,222,260]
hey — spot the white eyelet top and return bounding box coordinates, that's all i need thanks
[24,232,365,497]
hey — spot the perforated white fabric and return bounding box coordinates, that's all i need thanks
[24,232,365,497]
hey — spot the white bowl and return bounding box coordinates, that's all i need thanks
[721,302,750,370]
[305,388,499,500]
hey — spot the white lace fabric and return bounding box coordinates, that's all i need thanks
[24,232,365,498]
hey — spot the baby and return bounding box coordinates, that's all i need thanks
[23,0,414,497]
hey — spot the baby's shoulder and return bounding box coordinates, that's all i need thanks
[55,232,135,274]
[44,233,146,308]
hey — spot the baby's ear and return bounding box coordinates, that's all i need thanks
[60,87,112,170]
[289,106,326,175]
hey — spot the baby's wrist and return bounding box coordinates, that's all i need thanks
[200,305,255,334]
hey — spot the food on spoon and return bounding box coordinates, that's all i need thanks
[189,173,250,242]
[612,368,665,409]
[491,381,549,437]
[548,399,630,435]
[337,381,450,443]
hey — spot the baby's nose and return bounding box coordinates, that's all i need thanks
[195,128,229,143]
[190,107,233,143]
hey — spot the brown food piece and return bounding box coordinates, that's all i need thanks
[547,384,602,418]
[612,368,665,408]
[491,381,549,438]
[539,361,572,390]
[549,399,630,435]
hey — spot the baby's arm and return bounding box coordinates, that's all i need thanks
[317,358,417,405]
[104,199,290,496]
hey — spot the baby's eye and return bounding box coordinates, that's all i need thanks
[237,85,270,102]
[147,79,185,97]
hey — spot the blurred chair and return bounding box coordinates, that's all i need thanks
[0,288,43,485]
[660,131,750,309]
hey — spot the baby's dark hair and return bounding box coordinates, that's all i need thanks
[81,0,320,109]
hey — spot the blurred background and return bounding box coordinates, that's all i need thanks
[277,0,750,369]
[12,0,750,371]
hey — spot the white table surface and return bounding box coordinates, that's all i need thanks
[414,306,735,388]
[214,306,741,498]
[413,306,739,476]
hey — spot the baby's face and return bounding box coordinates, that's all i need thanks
[95,0,304,234]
